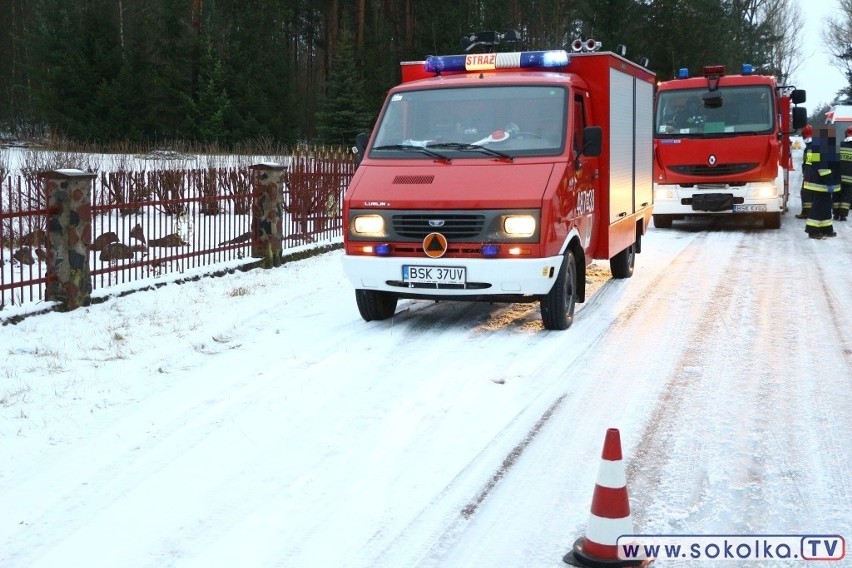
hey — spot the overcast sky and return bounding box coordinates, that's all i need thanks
[796,0,847,108]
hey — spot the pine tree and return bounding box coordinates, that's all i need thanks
[315,31,374,146]
[185,39,231,144]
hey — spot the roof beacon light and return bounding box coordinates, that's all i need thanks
[741,63,754,75]
[677,67,689,79]
[423,54,466,73]
[521,50,569,68]
[424,50,568,74]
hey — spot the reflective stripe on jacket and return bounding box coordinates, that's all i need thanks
[804,148,840,192]
[840,141,852,184]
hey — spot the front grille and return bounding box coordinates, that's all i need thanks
[669,163,758,176]
[681,182,746,189]
[392,214,486,239]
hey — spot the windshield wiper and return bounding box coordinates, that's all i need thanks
[427,142,514,162]
[372,144,451,163]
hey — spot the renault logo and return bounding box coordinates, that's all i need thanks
[708,154,717,166]
[423,232,448,258]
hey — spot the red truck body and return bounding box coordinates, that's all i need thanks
[342,46,655,329]
[652,65,806,229]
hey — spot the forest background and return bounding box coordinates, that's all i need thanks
[3,0,852,151]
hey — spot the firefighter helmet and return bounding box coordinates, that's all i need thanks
[801,124,813,138]
[845,125,852,138]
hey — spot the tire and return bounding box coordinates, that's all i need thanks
[355,289,398,321]
[763,212,781,229]
[653,214,673,229]
[540,250,578,330]
[610,242,636,279]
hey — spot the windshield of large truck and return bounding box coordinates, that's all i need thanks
[369,85,567,158]
[655,85,774,137]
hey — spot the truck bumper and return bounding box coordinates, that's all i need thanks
[653,182,783,215]
[342,254,564,297]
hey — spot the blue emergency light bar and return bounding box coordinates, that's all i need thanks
[424,54,466,73]
[424,50,569,74]
[678,63,753,80]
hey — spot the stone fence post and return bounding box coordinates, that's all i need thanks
[250,162,287,268]
[41,169,95,310]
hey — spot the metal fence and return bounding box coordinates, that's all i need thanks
[0,148,356,310]
[0,175,50,305]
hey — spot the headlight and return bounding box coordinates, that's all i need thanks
[750,183,778,199]
[503,215,536,237]
[655,188,675,200]
[353,214,385,235]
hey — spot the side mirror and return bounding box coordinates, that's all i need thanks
[791,89,806,105]
[354,132,369,165]
[792,107,808,130]
[582,126,603,157]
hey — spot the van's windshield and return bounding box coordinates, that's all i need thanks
[655,85,775,137]
[370,85,567,158]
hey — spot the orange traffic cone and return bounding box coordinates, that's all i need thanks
[563,428,651,567]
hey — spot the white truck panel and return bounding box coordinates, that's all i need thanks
[635,79,654,210]
[608,68,654,225]
[609,69,634,225]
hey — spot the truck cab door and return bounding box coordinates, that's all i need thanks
[571,90,599,251]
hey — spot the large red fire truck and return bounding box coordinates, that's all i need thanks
[342,33,655,330]
[652,64,807,229]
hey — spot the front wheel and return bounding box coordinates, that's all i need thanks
[762,212,782,229]
[355,289,398,321]
[610,242,636,279]
[540,250,578,330]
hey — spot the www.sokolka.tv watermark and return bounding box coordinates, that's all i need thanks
[617,534,846,561]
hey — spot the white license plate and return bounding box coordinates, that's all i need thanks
[732,204,767,212]
[402,265,466,285]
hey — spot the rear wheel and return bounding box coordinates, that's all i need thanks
[610,242,636,279]
[540,250,578,330]
[355,289,398,321]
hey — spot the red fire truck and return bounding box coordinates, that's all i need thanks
[652,64,807,229]
[342,34,655,330]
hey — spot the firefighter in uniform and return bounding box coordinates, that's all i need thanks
[803,126,839,239]
[836,125,852,221]
[795,124,814,219]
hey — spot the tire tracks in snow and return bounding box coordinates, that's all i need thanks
[625,227,852,535]
[365,232,709,566]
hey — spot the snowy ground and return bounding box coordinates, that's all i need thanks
[2,164,851,567]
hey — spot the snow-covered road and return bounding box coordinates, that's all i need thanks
[2,191,851,567]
